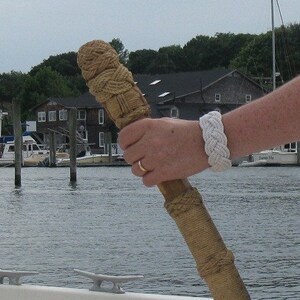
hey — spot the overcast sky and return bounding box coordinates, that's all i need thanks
[1,0,300,73]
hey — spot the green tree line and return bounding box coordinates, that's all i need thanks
[0,25,300,133]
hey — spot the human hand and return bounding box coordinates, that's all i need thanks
[118,118,209,186]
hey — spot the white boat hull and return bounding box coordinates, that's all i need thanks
[56,154,125,166]
[251,150,298,165]
[0,285,211,300]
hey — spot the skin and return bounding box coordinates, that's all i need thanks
[118,75,300,187]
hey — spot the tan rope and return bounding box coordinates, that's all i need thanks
[165,188,235,278]
[78,40,150,128]
[165,187,250,299]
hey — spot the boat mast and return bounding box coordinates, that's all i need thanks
[271,0,276,90]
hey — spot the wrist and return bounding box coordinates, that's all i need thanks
[199,111,232,172]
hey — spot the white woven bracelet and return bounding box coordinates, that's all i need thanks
[199,111,232,172]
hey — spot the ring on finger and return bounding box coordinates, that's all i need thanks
[138,160,148,173]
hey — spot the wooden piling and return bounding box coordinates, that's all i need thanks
[106,132,112,163]
[12,100,22,187]
[69,108,77,182]
[297,142,300,165]
[49,131,56,167]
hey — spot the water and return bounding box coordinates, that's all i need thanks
[0,166,299,299]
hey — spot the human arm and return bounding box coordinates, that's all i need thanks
[224,75,300,160]
[118,75,300,186]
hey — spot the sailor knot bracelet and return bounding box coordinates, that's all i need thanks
[199,111,232,172]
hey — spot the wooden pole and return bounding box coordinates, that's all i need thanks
[49,131,56,167]
[106,132,112,163]
[77,40,251,300]
[297,142,300,165]
[69,108,77,182]
[12,99,22,187]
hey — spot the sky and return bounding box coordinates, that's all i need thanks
[1,0,300,73]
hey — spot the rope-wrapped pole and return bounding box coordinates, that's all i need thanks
[77,40,251,300]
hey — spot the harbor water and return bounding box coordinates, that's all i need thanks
[0,166,299,299]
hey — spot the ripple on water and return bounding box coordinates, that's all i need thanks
[0,166,299,298]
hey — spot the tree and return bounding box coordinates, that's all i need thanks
[0,71,27,103]
[20,66,76,119]
[29,52,87,95]
[128,49,158,74]
[183,35,213,70]
[0,71,28,134]
[275,23,300,81]
[158,45,187,72]
[109,38,129,66]
[230,32,272,80]
[29,52,80,77]
[231,23,300,88]
[145,52,175,74]
[213,32,254,68]
[183,33,255,71]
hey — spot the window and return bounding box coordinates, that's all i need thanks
[33,144,39,151]
[245,94,252,102]
[99,132,105,148]
[48,111,56,122]
[215,93,221,102]
[170,107,179,118]
[8,145,14,152]
[38,111,46,122]
[98,109,105,124]
[77,110,86,120]
[59,109,68,121]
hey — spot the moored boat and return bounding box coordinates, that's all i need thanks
[0,135,48,167]
[240,143,299,166]
[55,152,125,167]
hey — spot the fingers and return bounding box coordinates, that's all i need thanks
[131,167,158,188]
[118,118,152,150]
[131,160,151,177]
[131,157,171,187]
[118,118,205,187]
[122,139,145,165]
[131,160,157,187]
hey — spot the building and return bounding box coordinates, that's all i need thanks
[33,92,117,154]
[134,69,265,120]
[32,69,265,152]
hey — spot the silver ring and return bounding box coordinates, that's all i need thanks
[138,160,148,173]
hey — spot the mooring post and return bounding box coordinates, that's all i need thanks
[12,99,22,187]
[49,131,56,167]
[69,108,77,182]
[297,142,300,165]
[106,132,112,163]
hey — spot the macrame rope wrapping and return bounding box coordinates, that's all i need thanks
[199,111,232,172]
[165,187,250,299]
[77,40,151,129]
[165,188,234,278]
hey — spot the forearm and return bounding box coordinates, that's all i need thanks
[223,76,300,160]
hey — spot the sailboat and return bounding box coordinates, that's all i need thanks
[242,0,300,167]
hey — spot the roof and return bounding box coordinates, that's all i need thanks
[32,92,102,111]
[32,69,263,114]
[134,69,233,103]
[50,92,102,108]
